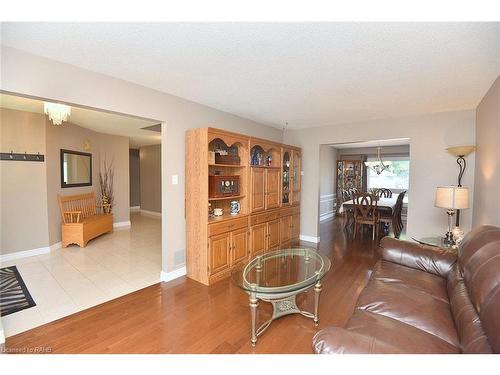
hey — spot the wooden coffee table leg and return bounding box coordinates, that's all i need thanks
[249,292,258,347]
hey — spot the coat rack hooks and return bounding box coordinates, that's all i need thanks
[1,151,45,162]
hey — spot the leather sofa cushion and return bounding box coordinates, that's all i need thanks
[372,260,449,304]
[345,310,459,353]
[447,265,492,353]
[461,241,500,352]
[356,277,459,347]
[458,225,500,271]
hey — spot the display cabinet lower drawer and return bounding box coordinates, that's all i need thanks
[208,216,248,237]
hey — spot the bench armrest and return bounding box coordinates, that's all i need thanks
[380,237,457,278]
[63,210,82,223]
[312,327,402,354]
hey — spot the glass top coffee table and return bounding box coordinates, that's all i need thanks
[232,248,331,347]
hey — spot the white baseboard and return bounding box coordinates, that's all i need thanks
[140,209,162,218]
[0,246,50,263]
[50,242,62,251]
[113,221,131,228]
[130,206,141,212]
[300,234,321,243]
[160,267,187,282]
[319,212,335,222]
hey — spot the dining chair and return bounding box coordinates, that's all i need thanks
[341,189,351,202]
[353,193,379,240]
[349,188,358,200]
[379,190,406,238]
[341,189,354,227]
[378,188,393,198]
[394,191,406,234]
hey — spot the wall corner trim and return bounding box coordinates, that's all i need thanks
[113,221,131,228]
[50,242,62,251]
[319,212,335,222]
[0,246,50,263]
[299,234,321,243]
[160,267,187,282]
[140,209,162,218]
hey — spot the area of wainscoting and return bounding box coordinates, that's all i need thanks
[319,193,336,222]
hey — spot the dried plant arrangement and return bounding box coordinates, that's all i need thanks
[99,159,114,212]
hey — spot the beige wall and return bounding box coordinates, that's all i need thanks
[473,75,500,227]
[129,149,140,207]
[319,145,337,221]
[0,108,49,255]
[0,106,129,254]
[45,121,130,244]
[285,110,476,241]
[1,46,283,273]
[139,144,161,213]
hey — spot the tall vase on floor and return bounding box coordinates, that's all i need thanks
[99,159,114,214]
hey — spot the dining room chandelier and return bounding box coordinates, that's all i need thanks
[364,146,392,175]
[44,102,71,125]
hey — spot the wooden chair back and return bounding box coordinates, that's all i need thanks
[353,193,378,221]
[378,188,393,198]
[349,188,359,199]
[58,192,97,224]
[394,191,406,217]
[341,190,351,202]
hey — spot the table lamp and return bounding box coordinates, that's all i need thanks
[435,186,469,245]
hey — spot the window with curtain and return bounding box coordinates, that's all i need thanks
[366,156,409,190]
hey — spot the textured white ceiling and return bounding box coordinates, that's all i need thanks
[0,94,160,148]
[1,22,499,129]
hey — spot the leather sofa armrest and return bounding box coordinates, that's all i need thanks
[380,237,457,278]
[312,327,401,354]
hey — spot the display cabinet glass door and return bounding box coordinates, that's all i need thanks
[291,150,301,205]
[282,150,291,205]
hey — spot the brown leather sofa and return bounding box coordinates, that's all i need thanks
[313,225,500,354]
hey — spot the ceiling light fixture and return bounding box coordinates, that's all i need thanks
[364,146,392,175]
[44,102,71,125]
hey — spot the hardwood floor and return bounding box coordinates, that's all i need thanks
[5,217,392,354]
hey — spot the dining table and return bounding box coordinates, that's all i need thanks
[338,196,408,236]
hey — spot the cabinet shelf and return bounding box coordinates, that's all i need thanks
[208,213,247,223]
[249,165,281,169]
[209,195,246,201]
[209,163,245,168]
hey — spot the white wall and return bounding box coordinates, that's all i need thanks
[285,110,476,240]
[473,75,500,226]
[1,46,282,273]
[319,145,337,221]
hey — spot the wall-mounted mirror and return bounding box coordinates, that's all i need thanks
[60,149,92,188]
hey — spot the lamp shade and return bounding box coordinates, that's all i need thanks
[446,145,476,157]
[435,186,469,209]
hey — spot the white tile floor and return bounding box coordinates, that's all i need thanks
[0,212,162,337]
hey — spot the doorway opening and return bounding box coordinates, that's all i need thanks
[0,92,163,337]
[319,138,410,239]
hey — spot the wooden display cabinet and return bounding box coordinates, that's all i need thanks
[186,127,301,286]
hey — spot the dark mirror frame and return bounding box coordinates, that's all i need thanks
[60,149,93,188]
